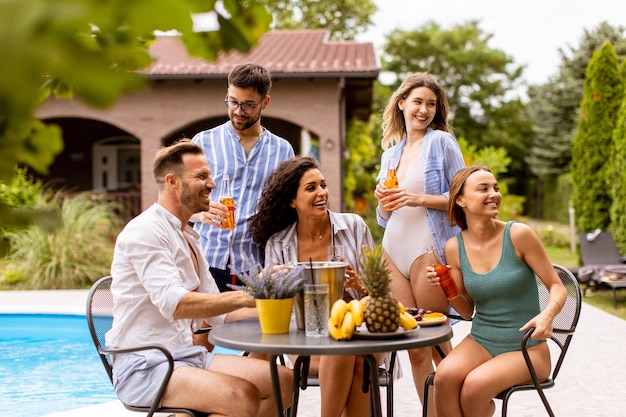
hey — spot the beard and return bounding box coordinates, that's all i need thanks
[229,110,261,132]
[181,182,209,214]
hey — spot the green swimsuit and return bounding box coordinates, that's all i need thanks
[458,221,542,357]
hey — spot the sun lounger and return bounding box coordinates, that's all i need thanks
[578,230,626,307]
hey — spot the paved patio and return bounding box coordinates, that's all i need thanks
[1,289,623,417]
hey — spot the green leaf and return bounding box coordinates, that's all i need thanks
[14,121,64,175]
[217,14,252,52]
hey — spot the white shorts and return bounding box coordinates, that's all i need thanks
[112,345,214,407]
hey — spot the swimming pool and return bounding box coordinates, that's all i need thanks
[0,313,117,416]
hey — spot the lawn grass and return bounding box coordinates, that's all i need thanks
[580,286,626,320]
[544,246,580,270]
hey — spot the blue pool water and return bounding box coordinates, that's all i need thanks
[0,314,117,416]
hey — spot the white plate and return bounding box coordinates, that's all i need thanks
[353,324,418,340]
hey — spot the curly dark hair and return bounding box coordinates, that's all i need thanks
[250,155,321,245]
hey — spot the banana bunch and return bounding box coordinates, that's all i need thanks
[328,298,365,340]
[397,301,419,330]
[328,297,418,340]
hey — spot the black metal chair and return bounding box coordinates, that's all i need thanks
[422,264,582,417]
[86,276,207,417]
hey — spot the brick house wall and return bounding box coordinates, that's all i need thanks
[34,30,379,217]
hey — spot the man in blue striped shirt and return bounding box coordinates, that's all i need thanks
[191,63,295,292]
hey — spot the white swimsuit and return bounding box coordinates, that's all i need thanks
[382,159,435,277]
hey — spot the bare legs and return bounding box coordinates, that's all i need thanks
[433,337,551,417]
[319,355,368,417]
[318,353,386,417]
[386,249,450,417]
[162,354,293,417]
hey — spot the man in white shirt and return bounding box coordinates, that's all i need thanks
[106,140,292,417]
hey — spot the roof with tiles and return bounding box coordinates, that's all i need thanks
[146,29,380,79]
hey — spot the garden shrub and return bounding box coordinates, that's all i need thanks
[3,192,123,289]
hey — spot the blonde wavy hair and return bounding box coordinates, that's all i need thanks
[381,72,451,150]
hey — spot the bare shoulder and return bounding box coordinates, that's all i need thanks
[509,221,545,258]
[444,237,460,267]
[445,236,459,252]
[509,221,538,240]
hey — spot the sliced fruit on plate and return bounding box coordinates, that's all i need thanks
[421,312,446,321]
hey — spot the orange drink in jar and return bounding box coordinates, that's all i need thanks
[433,264,460,299]
[384,155,399,188]
[383,156,399,210]
[427,246,460,299]
[384,168,399,188]
[220,174,235,230]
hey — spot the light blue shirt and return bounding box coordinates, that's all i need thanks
[376,128,465,262]
[191,122,294,273]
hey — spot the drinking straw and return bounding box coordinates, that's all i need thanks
[308,257,319,321]
[309,257,315,284]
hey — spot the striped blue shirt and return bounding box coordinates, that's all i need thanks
[191,122,294,273]
[376,128,466,262]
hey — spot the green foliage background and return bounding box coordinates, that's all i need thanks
[610,60,626,251]
[0,0,271,234]
[0,0,272,289]
[571,42,623,233]
[259,0,376,40]
[526,23,626,180]
[3,2,626,284]
[0,167,60,256]
[528,174,574,225]
[457,138,525,220]
[381,20,533,185]
[4,193,123,289]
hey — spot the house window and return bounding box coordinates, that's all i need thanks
[92,136,140,192]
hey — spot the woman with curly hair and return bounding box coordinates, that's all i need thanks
[251,155,384,417]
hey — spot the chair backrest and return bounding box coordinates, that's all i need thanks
[541,265,582,380]
[86,276,115,383]
[578,232,621,265]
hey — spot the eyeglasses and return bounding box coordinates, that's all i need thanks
[224,97,264,114]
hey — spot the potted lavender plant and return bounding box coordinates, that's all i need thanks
[233,259,306,334]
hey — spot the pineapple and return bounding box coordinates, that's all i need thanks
[360,245,399,333]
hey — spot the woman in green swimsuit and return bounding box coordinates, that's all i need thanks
[426,166,567,417]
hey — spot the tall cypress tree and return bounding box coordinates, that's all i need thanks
[610,59,626,252]
[571,41,623,233]
[527,23,626,178]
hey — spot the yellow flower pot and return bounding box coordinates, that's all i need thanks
[255,297,294,334]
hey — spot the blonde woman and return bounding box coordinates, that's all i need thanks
[373,72,465,415]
